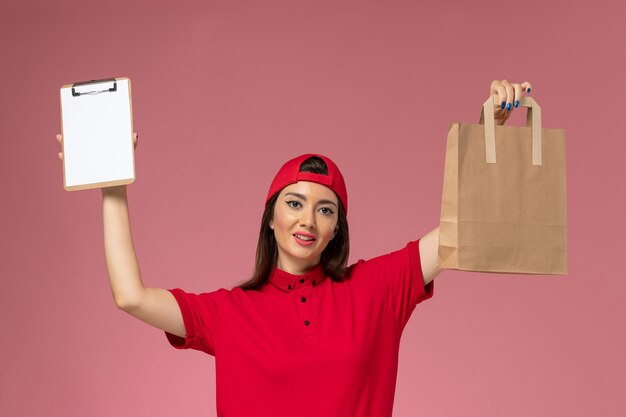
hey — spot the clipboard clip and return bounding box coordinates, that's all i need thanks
[72,78,117,97]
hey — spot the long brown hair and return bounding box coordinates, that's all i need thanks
[233,156,350,291]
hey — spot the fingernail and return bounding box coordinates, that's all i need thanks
[501,101,506,109]
[514,100,519,108]
[506,103,512,111]
[527,87,531,93]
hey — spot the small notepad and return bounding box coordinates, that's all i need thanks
[59,77,135,191]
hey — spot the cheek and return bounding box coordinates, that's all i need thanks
[320,220,338,239]
[272,207,294,231]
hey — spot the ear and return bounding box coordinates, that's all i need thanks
[269,218,274,230]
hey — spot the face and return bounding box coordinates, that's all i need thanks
[269,181,339,275]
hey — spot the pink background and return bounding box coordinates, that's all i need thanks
[1,0,625,416]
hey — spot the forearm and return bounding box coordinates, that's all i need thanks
[419,226,443,286]
[102,186,144,308]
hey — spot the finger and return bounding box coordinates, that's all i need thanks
[501,80,515,112]
[495,105,511,124]
[520,81,532,94]
[56,134,62,143]
[512,83,523,108]
[58,152,62,160]
[490,80,508,109]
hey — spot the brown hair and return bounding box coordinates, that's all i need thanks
[233,156,350,291]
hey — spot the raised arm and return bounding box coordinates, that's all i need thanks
[419,226,442,286]
[101,185,144,307]
[56,133,186,339]
[101,181,186,339]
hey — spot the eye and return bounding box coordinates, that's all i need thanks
[287,201,334,215]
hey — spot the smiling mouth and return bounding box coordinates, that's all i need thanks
[293,234,316,246]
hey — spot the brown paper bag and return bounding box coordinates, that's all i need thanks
[438,95,567,274]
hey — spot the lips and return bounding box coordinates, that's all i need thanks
[293,231,316,240]
[293,233,316,246]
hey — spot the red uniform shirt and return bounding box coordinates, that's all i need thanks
[165,238,434,417]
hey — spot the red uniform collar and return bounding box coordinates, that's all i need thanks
[268,263,327,293]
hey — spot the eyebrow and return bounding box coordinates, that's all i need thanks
[285,192,338,207]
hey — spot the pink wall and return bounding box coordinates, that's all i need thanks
[1,0,624,416]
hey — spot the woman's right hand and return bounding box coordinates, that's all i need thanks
[56,132,139,160]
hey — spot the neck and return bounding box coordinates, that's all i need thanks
[275,258,320,276]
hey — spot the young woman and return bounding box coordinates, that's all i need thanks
[56,79,532,417]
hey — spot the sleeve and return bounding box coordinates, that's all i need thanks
[353,238,434,331]
[164,287,228,356]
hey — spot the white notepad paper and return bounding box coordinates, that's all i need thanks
[59,77,135,191]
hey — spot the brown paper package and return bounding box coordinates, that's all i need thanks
[438,95,567,275]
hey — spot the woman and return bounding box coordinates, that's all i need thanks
[56,79,532,417]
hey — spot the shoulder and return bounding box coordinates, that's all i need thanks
[346,240,417,277]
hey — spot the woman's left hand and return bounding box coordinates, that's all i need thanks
[490,79,533,125]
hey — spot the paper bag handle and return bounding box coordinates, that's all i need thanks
[480,95,542,166]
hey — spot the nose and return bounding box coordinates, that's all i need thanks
[299,206,316,228]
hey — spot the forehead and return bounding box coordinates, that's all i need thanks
[280,181,338,202]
